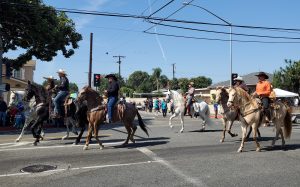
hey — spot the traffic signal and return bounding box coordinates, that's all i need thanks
[93,74,101,87]
[231,73,238,85]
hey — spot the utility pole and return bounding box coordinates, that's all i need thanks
[0,24,3,96]
[113,55,125,78]
[88,33,93,88]
[171,63,176,80]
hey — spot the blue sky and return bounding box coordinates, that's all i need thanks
[7,0,300,88]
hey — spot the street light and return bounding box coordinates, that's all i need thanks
[183,2,233,86]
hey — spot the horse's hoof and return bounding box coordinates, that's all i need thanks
[83,145,89,150]
[62,136,68,140]
[15,139,20,143]
[256,148,261,152]
[232,134,238,137]
[99,145,104,150]
[237,148,243,153]
[180,129,184,133]
[32,142,38,146]
[220,139,224,143]
[199,128,205,132]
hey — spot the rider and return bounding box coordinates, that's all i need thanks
[234,76,249,92]
[104,74,119,123]
[53,69,69,118]
[253,72,272,122]
[186,82,195,116]
[43,75,56,116]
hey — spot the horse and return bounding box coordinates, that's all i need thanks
[76,86,149,150]
[165,90,185,133]
[21,81,77,145]
[191,98,213,131]
[227,87,292,152]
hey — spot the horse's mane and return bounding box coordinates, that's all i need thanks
[235,87,251,101]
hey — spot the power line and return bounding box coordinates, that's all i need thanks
[3,1,300,33]
[146,20,300,40]
[144,31,300,44]
[146,0,175,18]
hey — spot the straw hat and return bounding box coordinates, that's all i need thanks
[43,75,56,80]
[189,82,194,85]
[56,69,67,75]
[234,76,243,81]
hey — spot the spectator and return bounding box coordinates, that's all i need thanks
[161,99,168,117]
[154,97,160,115]
[148,98,153,112]
[0,96,7,127]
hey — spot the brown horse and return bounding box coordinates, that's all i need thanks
[215,87,238,142]
[77,86,149,150]
[227,87,292,152]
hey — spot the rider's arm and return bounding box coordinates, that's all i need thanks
[107,82,119,94]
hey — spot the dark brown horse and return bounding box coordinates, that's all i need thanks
[77,86,149,150]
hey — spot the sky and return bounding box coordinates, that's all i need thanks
[6,0,300,88]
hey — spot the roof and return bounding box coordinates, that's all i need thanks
[274,88,299,97]
[209,72,273,88]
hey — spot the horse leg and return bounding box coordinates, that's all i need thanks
[252,125,261,152]
[129,124,137,143]
[40,128,45,140]
[228,121,238,137]
[179,113,184,133]
[257,128,261,139]
[74,126,85,145]
[83,123,93,150]
[169,113,177,128]
[220,119,227,143]
[237,125,247,153]
[62,118,70,140]
[93,122,104,150]
[246,126,252,140]
[123,123,132,146]
[71,117,78,135]
[31,119,41,146]
[279,127,285,148]
[199,113,206,132]
[16,120,33,142]
[271,125,280,147]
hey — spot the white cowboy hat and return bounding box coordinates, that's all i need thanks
[189,82,194,85]
[56,69,67,75]
[43,75,56,80]
[234,76,243,81]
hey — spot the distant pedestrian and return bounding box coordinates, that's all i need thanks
[148,98,153,112]
[161,99,168,117]
[154,97,160,115]
[0,96,7,127]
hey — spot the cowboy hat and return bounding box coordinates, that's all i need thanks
[234,76,243,81]
[56,69,67,75]
[43,75,56,80]
[105,74,118,80]
[189,82,194,85]
[255,72,269,79]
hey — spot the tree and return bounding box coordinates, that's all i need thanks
[273,60,300,93]
[152,68,162,91]
[127,71,150,89]
[160,75,169,89]
[1,0,82,69]
[178,78,189,93]
[169,78,179,90]
[120,86,134,98]
[190,76,212,88]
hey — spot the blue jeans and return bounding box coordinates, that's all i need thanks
[108,96,118,121]
[54,91,69,115]
[0,112,6,126]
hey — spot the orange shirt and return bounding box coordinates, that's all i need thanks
[256,80,271,97]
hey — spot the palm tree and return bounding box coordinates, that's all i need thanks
[152,68,162,92]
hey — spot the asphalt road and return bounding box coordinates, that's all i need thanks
[0,111,300,187]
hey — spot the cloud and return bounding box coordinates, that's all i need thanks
[74,0,109,30]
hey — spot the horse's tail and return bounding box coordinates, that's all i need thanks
[136,110,149,137]
[283,109,292,139]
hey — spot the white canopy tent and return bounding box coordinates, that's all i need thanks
[273,88,299,98]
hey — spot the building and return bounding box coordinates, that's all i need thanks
[1,60,36,103]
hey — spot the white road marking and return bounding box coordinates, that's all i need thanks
[0,160,158,178]
[137,147,206,187]
[0,141,126,152]
[0,142,32,149]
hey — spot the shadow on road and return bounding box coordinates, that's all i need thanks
[263,144,300,151]
[188,129,223,133]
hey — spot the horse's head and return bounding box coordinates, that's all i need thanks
[77,86,103,110]
[216,87,228,104]
[24,81,36,102]
[165,89,172,102]
[227,88,238,107]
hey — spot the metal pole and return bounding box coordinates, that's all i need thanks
[172,63,175,80]
[230,26,232,87]
[0,25,3,96]
[88,33,93,88]
[118,56,121,78]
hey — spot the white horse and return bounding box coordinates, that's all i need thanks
[166,90,185,133]
[192,99,213,131]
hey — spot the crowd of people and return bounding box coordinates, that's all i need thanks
[142,98,173,117]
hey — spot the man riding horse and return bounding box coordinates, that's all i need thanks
[234,76,249,92]
[104,74,119,123]
[186,82,195,116]
[53,69,69,118]
[253,72,272,123]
